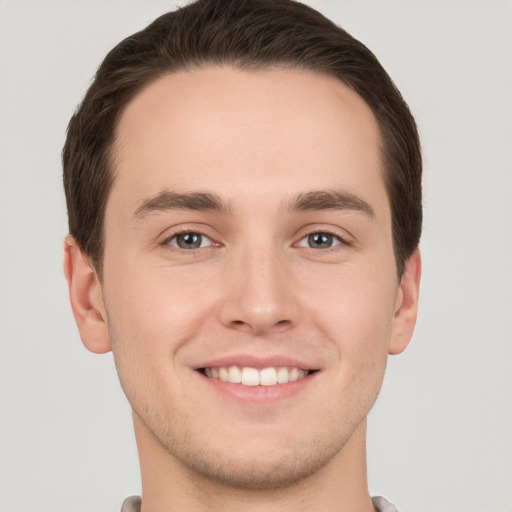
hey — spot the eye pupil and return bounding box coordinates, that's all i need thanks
[308,233,333,249]
[177,233,202,249]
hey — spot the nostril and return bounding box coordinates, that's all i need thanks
[226,312,294,335]
[228,319,258,334]
[230,319,292,332]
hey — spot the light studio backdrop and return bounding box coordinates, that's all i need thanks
[1,1,511,511]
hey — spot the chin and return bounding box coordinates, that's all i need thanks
[145,412,362,491]
[175,443,340,491]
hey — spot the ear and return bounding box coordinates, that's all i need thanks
[63,236,111,354]
[389,248,421,355]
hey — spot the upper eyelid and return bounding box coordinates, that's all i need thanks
[295,226,354,244]
[163,231,214,247]
[296,232,350,249]
[157,224,354,246]
[159,225,216,243]
[300,229,348,239]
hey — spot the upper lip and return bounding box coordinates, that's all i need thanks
[195,354,318,371]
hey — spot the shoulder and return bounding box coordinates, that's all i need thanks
[372,496,400,512]
[120,496,142,512]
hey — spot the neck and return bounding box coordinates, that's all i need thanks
[134,412,375,512]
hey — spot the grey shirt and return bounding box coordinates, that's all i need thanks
[121,495,399,511]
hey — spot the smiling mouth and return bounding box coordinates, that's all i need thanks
[199,366,315,387]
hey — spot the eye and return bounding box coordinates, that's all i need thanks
[298,232,343,249]
[167,232,212,250]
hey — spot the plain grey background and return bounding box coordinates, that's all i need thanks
[1,1,511,511]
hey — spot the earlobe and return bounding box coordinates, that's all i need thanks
[63,236,112,354]
[389,249,421,355]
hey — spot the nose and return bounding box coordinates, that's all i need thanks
[219,246,298,336]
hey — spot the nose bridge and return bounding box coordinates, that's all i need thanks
[220,240,295,334]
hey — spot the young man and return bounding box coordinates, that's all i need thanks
[63,1,422,511]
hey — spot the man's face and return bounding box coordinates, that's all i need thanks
[97,67,416,488]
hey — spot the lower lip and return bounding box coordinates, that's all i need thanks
[197,371,317,404]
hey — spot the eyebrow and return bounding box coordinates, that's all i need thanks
[133,188,374,220]
[134,191,229,219]
[286,189,374,217]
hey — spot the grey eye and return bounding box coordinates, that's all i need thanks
[299,232,342,249]
[169,232,211,249]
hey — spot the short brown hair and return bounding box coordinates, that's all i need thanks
[63,0,422,278]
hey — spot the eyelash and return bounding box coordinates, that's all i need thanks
[161,228,216,252]
[161,228,352,253]
[297,231,352,251]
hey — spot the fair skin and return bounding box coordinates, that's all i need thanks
[64,67,420,512]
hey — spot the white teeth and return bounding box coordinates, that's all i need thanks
[260,367,277,386]
[204,366,310,386]
[228,365,242,384]
[219,367,229,382]
[277,367,289,384]
[241,367,260,386]
[288,368,299,382]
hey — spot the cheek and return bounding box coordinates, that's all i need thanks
[323,280,394,409]
[103,261,220,357]
[307,262,397,386]
[102,266,214,409]
[312,263,397,337]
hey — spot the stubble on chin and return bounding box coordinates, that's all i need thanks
[133,400,368,492]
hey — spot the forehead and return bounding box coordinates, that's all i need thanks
[111,66,385,215]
